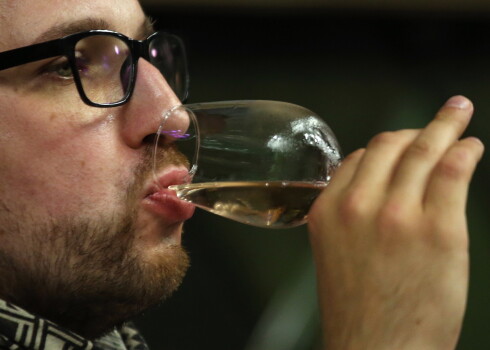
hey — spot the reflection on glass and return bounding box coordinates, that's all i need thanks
[153,100,342,229]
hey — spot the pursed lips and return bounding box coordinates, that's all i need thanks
[142,167,195,224]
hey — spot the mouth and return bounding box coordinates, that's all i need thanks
[142,167,195,224]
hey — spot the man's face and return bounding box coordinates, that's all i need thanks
[0,0,194,338]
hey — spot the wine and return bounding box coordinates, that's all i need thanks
[169,181,326,228]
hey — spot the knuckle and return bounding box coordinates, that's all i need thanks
[406,138,432,158]
[375,200,409,236]
[435,150,470,181]
[368,129,417,149]
[338,187,369,225]
[343,148,365,162]
[425,217,469,251]
[369,131,397,147]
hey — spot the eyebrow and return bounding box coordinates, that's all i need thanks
[140,16,156,39]
[34,18,110,44]
[33,16,155,44]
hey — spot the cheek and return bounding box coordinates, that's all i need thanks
[0,98,135,217]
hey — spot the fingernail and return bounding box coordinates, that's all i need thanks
[444,95,471,110]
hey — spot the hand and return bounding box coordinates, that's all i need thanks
[308,96,484,350]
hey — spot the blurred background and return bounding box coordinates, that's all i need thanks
[135,1,490,349]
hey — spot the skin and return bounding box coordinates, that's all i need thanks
[0,0,191,339]
[0,0,484,348]
[308,95,484,349]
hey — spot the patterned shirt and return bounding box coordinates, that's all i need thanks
[0,300,149,350]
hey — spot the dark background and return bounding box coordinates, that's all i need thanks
[134,4,490,350]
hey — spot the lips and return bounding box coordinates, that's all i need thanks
[142,168,195,224]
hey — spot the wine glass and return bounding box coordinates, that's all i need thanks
[153,100,342,229]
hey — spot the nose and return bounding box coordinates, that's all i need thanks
[120,59,188,149]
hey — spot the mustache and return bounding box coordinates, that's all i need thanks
[153,142,191,173]
[128,140,191,200]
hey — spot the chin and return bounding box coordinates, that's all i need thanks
[134,208,189,248]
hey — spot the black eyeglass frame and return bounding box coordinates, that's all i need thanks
[0,30,189,107]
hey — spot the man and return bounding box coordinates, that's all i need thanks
[0,1,484,350]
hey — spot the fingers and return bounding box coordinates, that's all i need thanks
[348,129,420,196]
[324,148,365,194]
[389,95,474,203]
[313,95,482,231]
[309,148,365,239]
[424,136,484,214]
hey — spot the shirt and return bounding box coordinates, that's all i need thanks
[0,300,149,350]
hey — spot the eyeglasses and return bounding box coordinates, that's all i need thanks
[0,30,189,107]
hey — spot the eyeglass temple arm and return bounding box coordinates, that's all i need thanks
[0,39,64,71]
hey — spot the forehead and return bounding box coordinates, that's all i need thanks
[0,0,146,50]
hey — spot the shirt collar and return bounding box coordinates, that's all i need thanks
[0,300,145,350]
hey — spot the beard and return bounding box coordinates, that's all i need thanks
[0,144,190,339]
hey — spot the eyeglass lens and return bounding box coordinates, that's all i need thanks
[148,34,187,101]
[74,33,186,106]
[75,35,132,105]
